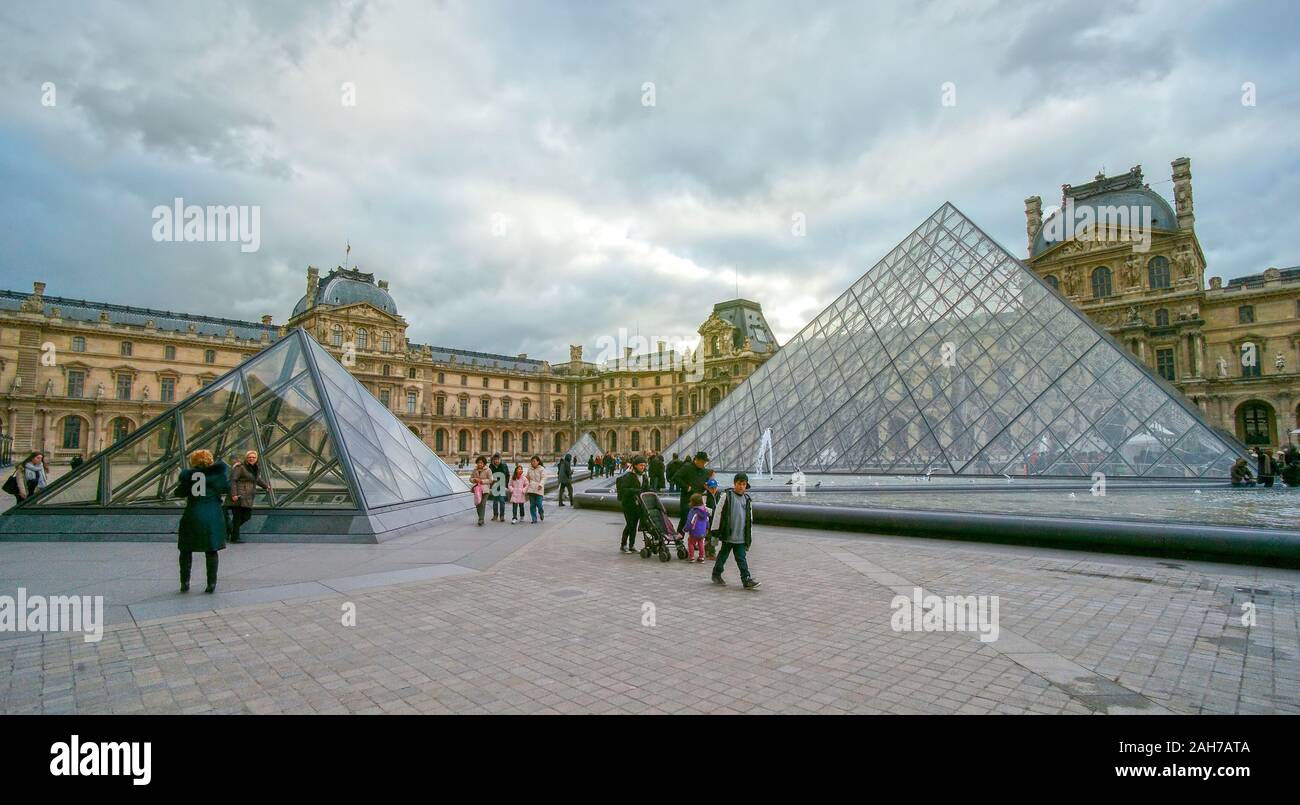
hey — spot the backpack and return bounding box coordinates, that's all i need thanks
[686,507,710,539]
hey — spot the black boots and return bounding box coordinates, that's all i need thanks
[204,552,218,594]
[179,552,192,592]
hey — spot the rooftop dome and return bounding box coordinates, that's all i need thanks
[1030,166,1181,258]
[292,268,397,317]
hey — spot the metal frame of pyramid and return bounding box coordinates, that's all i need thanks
[666,203,1248,479]
[561,432,602,465]
[0,328,471,543]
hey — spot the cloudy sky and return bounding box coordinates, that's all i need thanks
[1,0,1297,362]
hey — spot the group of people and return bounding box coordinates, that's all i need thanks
[1232,445,1300,488]
[613,450,760,589]
[468,452,552,526]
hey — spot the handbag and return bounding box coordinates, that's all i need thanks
[2,473,18,495]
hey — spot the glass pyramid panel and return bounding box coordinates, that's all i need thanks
[665,203,1246,478]
[24,330,469,513]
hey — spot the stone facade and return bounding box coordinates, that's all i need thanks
[1024,158,1300,449]
[0,270,776,466]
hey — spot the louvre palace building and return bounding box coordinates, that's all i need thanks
[2,156,1297,467]
[0,266,778,467]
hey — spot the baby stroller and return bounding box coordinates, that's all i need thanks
[637,491,688,562]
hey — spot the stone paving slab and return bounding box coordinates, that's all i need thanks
[0,503,1297,715]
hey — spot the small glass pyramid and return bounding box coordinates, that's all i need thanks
[561,433,602,465]
[667,203,1246,479]
[18,328,469,516]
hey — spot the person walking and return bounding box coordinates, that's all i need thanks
[671,451,711,534]
[4,452,48,506]
[616,455,651,553]
[69,454,84,471]
[710,472,760,589]
[588,454,596,477]
[683,493,711,563]
[173,449,230,594]
[508,464,527,523]
[526,454,547,523]
[488,453,510,522]
[666,453,682,493]
[603,453,615,478]
[470,456,492,526]
[226,450,270,543]
[556,453,574,507]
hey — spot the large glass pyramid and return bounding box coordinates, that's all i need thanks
[562,433,602,465]
[2,328,470,542]
[667,204,1246,479]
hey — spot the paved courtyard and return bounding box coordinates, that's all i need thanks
[1,495,1297,715]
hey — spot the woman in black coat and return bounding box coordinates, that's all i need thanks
[173,449,231,593]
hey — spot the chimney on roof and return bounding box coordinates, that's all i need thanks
[378,280,389,291]
[33,281,45,297]
[261,315,273,325]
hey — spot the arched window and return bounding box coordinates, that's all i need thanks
[435,429,446,453]
[457,429,469,452]
[111,417,134,444]
[331,325,343,347]
[61,416,84,450]
[607,431,618,451]
[356,329,369,349]
[522,432,531,453]
[1044,275,1059,291]
[408,426,421,437]
[1091,266,1113,299]
[554,432,564,453]
[652,429,661,451]
[1154,308,1169,327]
[1238,401,1273,445]
[480,431,491,452]
[1147,256,1171,289]
[631,431,640,451]
[501,431,512,453]
[709,388,722,408]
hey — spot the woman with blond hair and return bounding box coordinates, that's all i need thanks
[173,449,230,593]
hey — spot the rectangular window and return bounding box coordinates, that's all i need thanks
[120,341,133,357]
[161,377,176,403]
[380,389,391,407]
[437,372,445,384]
[482,377,489,388]
[66,370,85,398]
[115,374,132,400]
[480,399,490,417]
[1156,348,1176,382]
[459,399,468,417]
[71,336,86,353]
[436,397,445,416]
[504,379,510,389]
[407,391,417,414]
[460,375,467,386]
[165,345,176,360]
[1239,305,1255,324]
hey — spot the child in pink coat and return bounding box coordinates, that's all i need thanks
[684,493,711,563]
[508,464,528,524]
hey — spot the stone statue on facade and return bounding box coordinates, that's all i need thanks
[1123,253,1140,287]
[1216,356,1228,378]
[96,382,105,399]
[1275,353,1286,372]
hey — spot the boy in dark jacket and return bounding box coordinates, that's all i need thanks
[710,472,759,589]
[557,453,574,506]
